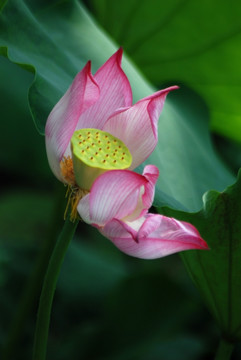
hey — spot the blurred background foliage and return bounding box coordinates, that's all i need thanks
[86,0,241,144]
[1,0,241,359]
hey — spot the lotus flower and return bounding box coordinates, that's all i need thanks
[45,49,208,259]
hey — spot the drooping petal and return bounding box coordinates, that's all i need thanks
[45,62,99,180]
[101,218,142,243]
[75,48,133,131]
[142,165,159,208]
[103,86,178,170]
[123,165,159,222]
[77,169,147,226]
[102,214,208,259]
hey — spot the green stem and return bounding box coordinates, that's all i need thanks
[214,338,234,360]
[32,217,78,360]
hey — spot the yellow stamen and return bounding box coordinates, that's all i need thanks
[60,157,89,222]
[60,156,75,186]
[63,185,89,222]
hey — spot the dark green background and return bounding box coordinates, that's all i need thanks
[1,0,241,359]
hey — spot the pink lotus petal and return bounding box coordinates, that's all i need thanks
[101,218,141,243]
[77,166,159,226]
[76,193,91,224]
[142,165,159,208]
[123,165,159,222]
[87,170,147,226]
[103,86,178,170]
[45,62,99,179]
[102,214,208,259]
[75,48,133,131]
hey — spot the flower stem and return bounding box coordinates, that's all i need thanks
[214,338,234,360]
[32,216,78,360]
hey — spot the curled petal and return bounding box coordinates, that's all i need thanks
[103,86,178,170]
[77,166,158,226]
[78,170,147,226]
[76,48,133,131]
[123,165,159,222]
[142,165,159,208]
[102,214,208,259]
[101,218,141,242]
[45,62,99,180]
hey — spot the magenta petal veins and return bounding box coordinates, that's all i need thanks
[102,215,208,259]
[45,62,99,180]
[103,86,178,170]
[77,165,158,226]
[75,48,133,131]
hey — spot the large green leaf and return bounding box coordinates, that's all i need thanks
[0,0,234,212]
[0,56,51,181]
[160,171,241,341]
[88,0,241,143]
